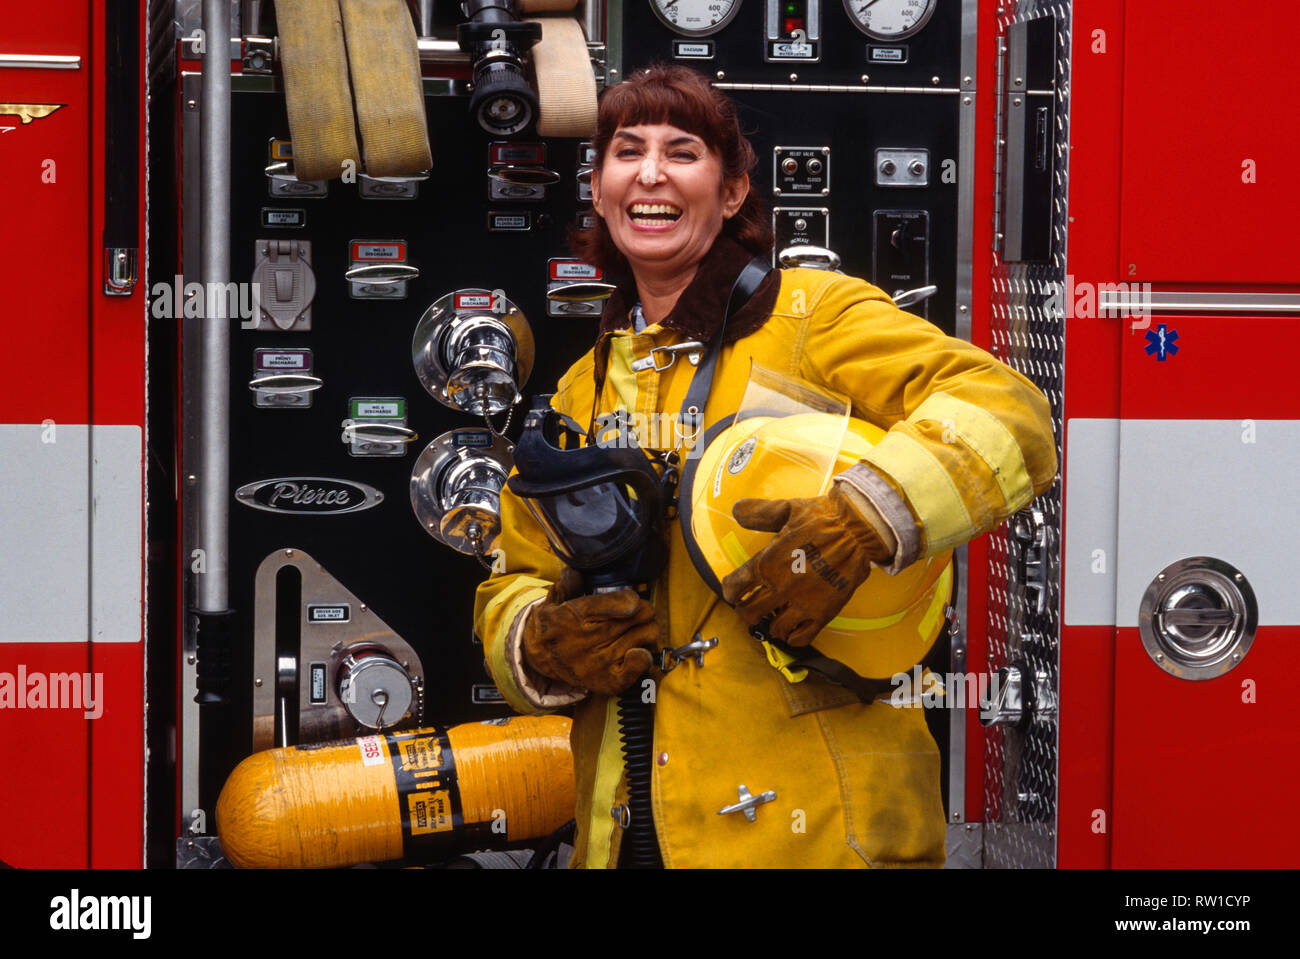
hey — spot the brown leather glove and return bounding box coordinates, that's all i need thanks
[521,568,658,696]
[721,485,894,647]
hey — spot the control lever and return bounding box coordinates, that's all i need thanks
[892,285,938,309]
[546,281,617,303]
[777,245,842,271]
[489,165,563,186]
[343,422,420,445]
[361,170,430,183]
[343,264,421,283]
[248,373,324,396]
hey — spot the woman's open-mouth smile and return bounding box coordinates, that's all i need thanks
[627,202,684,231]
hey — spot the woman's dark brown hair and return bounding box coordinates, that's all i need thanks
[568,63,773,276]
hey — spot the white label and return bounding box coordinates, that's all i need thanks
[357,735,386,766]
[554,262,599,279]
[355,402,400,418]
[307,604,348,621]
[258,352,307,369]
[772,42,814,58]
[492,215,528,228]
[676,43,711,57]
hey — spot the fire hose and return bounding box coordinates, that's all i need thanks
[276,0,595,182]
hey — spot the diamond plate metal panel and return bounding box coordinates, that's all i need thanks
[945,822,985,869]
[982,0,1069,869]
[176,836,234,869]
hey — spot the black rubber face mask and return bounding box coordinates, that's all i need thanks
[507,401,668,593]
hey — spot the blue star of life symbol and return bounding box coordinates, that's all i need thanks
[1144,323,1179,361]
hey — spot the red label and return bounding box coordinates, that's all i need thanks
[550,261,601,280]
[350,242,405,261]
[455,293,495,310]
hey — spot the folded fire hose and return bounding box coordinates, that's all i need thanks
[276,0,595,182]
[527,12,598,138]
[216,715,575,868]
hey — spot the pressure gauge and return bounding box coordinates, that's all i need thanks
[842,0,938,40]
[651,0,743,37]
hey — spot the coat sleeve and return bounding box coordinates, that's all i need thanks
[471,363,595,715]
[795,272,1058,569]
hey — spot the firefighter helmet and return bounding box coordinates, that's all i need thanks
[679,412,953,680]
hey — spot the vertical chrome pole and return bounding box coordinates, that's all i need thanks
[416,0,436,38]
[583,0,604,43]
[198,0,231,615]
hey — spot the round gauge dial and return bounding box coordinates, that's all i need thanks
[651,0,743,37]
[843,0,938,40]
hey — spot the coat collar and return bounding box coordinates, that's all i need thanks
[597,233,780,346]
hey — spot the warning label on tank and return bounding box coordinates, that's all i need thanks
[397,735,444,773]
[407,790,454,835]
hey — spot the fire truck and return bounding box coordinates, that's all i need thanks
[1,0,1296,870]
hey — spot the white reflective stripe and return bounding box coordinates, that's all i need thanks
[1112,419,1300,627]
[1063,418,1120,626]
[0,424,142,643]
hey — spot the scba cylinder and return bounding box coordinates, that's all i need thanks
[216,715,574,868]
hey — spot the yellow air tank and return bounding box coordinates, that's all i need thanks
[216,715,574,868]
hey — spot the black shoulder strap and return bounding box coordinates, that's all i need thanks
[677,257,772,434]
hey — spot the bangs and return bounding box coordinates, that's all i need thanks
[597,80,728,156]
[569,64,774,273]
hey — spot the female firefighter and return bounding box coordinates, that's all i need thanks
[473,64,1057,868]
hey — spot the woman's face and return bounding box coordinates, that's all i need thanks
[591,122,748,282]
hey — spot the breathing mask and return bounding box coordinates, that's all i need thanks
[508,399,674,594]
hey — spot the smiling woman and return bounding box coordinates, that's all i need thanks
[570,64,772,326]
[475,64,1058,869]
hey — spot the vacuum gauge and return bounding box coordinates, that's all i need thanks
[651,0,743,36]
[843,0,937,40]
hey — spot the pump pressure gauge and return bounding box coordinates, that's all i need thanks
[842,0,937,40]
[651,0,743,36]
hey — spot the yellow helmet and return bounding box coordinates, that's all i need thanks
[679,412,953,680]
